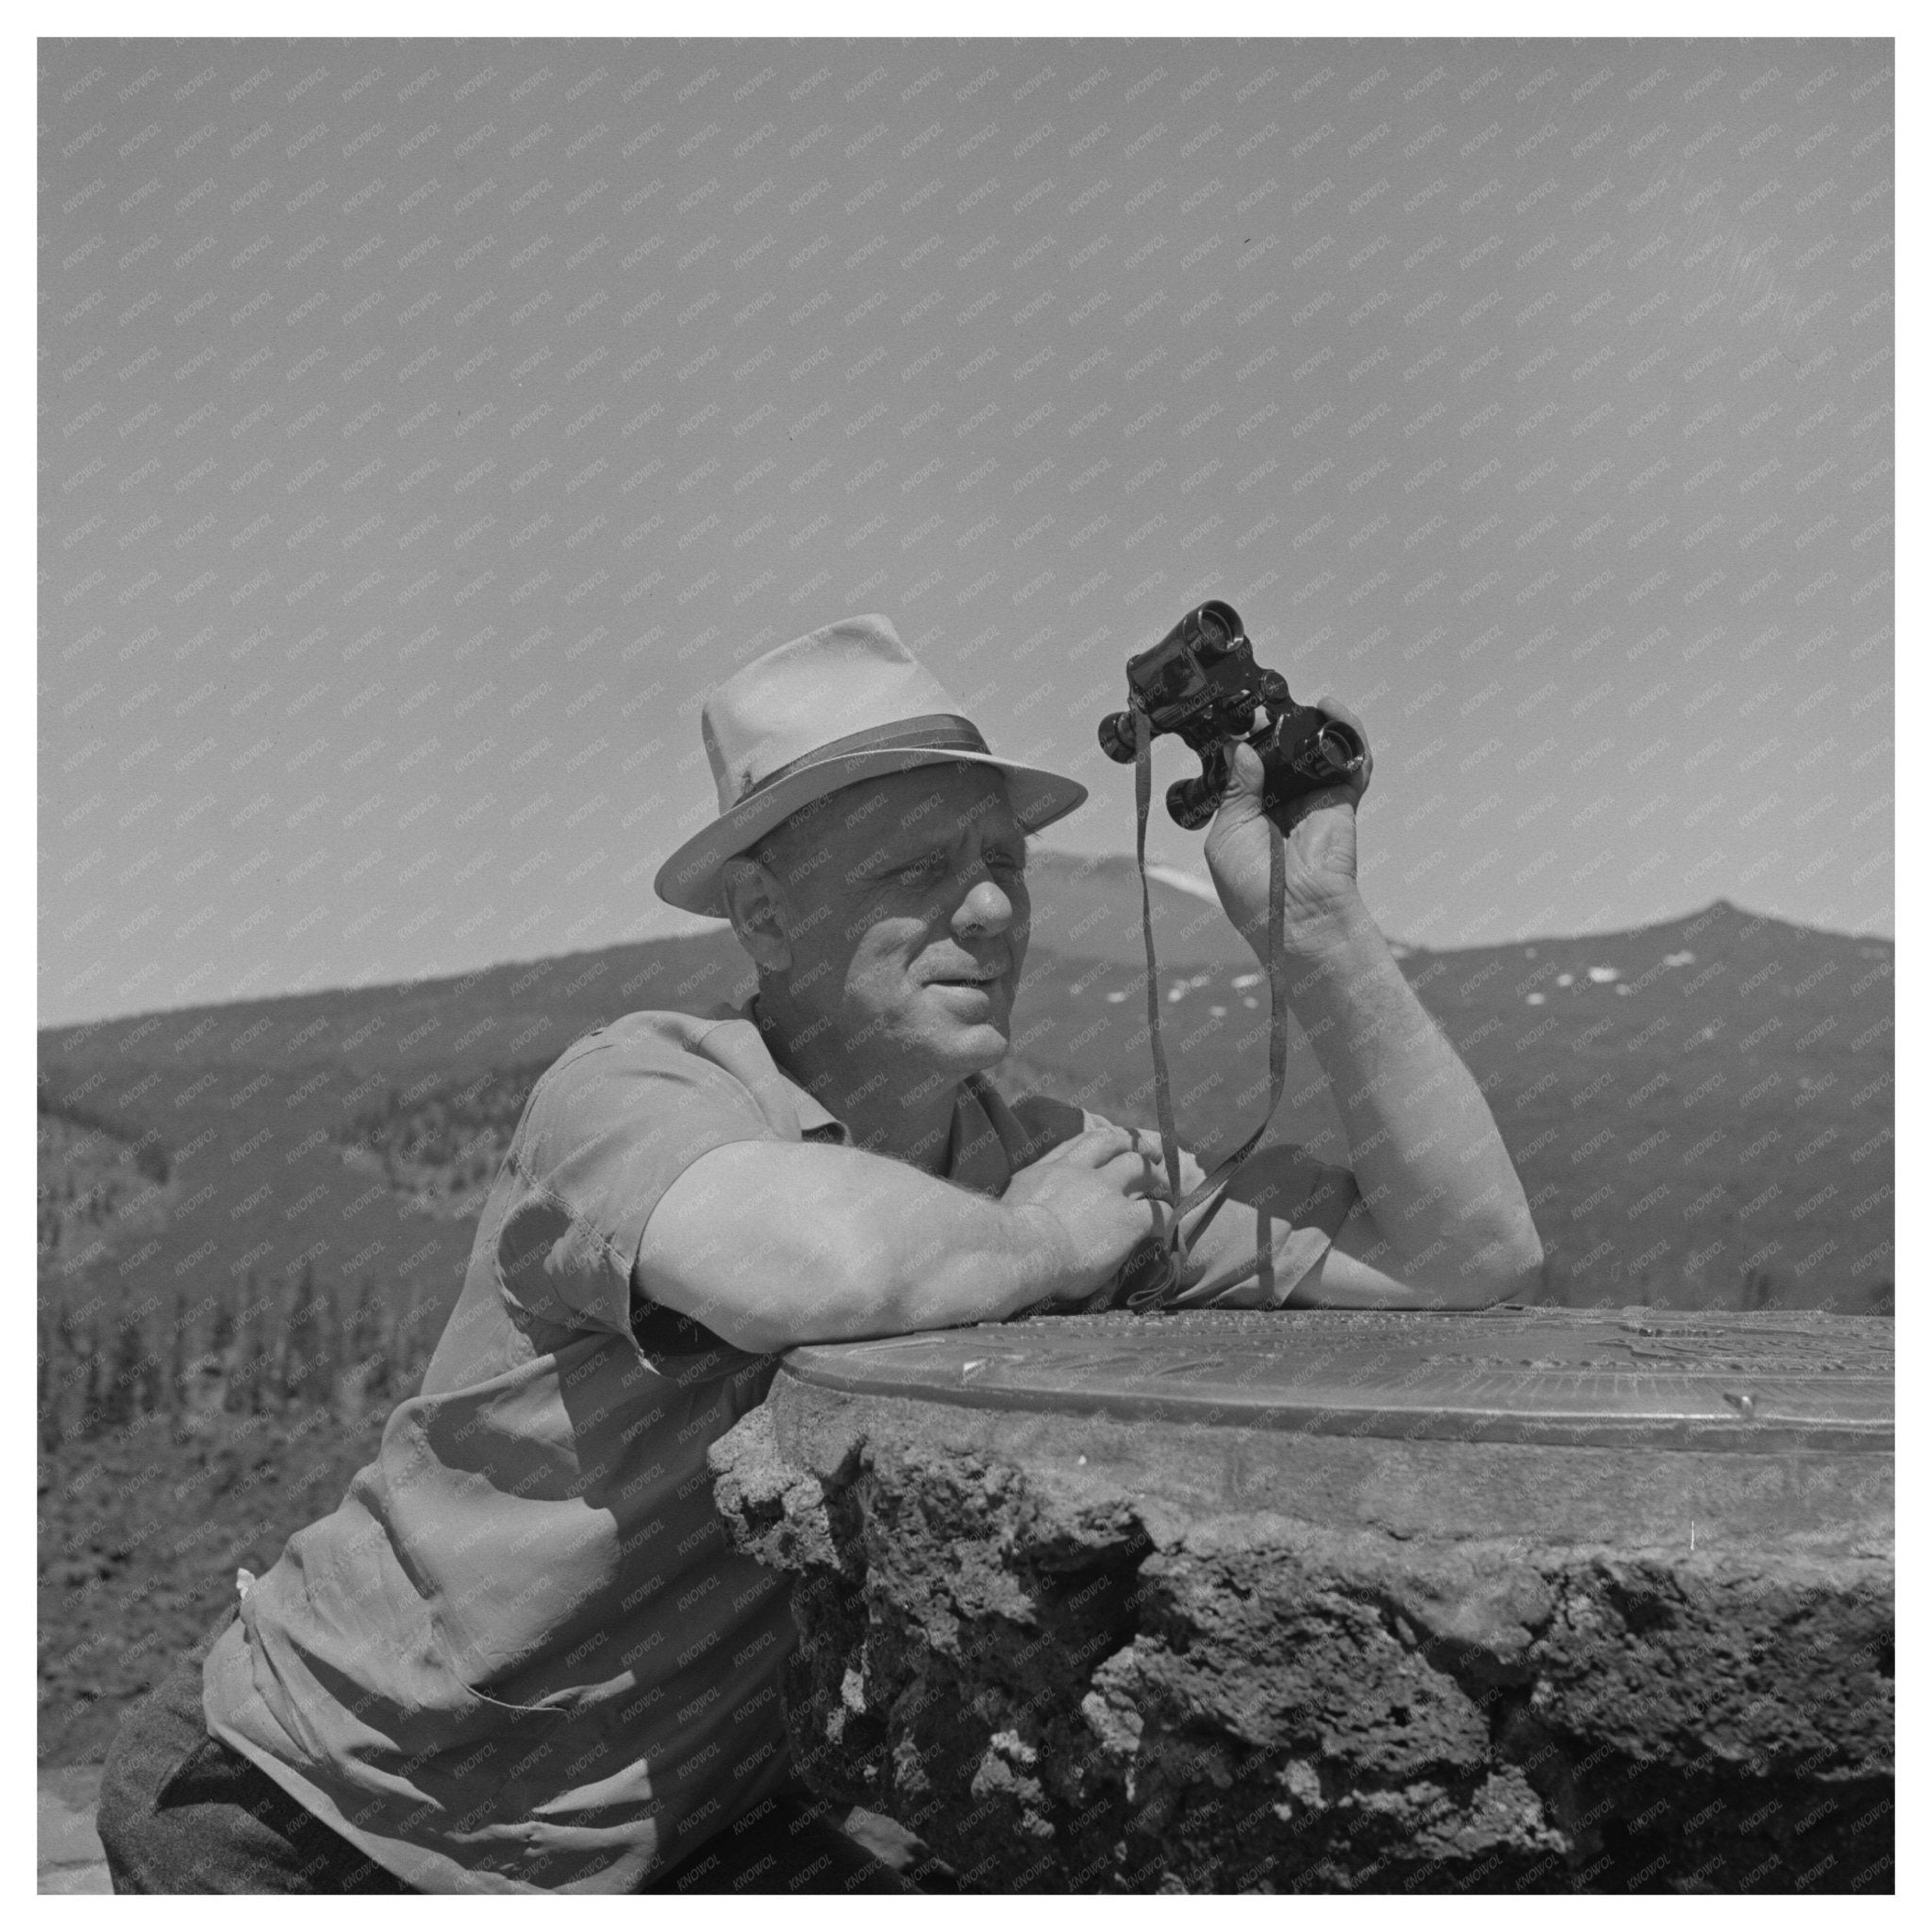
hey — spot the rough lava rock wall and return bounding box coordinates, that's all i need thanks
[711,1373,1892,1893]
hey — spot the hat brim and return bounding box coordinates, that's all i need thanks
[653,748,1088,917]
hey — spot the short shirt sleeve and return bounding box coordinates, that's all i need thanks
[492,1016,780,1341]
[1168,1142,1357,1308]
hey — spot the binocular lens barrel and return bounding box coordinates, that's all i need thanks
[1096,710,1139,764]
[1165,775,1221,830]
[1310,721,1366,778]
[1185,600,1241,655]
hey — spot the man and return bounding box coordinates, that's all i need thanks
[98,615,1540,1893]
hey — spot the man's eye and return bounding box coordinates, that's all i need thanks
[889,847,1024,886]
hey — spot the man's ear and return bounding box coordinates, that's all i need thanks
[720,854,793,975]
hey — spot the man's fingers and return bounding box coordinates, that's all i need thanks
[1100,1148,1172,1199]
[1039,1124,1136,1168]
[1224,740,1272,803]
[1031,1128,1174,1208]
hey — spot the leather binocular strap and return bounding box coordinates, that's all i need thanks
[1121,708,1289,1312]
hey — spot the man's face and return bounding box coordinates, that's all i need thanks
[759,761,1030,1082]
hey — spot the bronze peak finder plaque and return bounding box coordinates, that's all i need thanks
[779,1306,1892,1452]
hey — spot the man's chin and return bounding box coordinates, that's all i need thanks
[928,1015,1012,1075]
[969,1029,1012,1073]
[910,982,1016,1072]
[944,1019,1012,1071]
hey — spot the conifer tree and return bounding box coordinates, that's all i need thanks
[348,1274,382,1366]
[103,1307,145,1429]
[138,1313,167,1415]
[38,1311,60,1451]
[344,1274,387,1412]
[313,1272,342,1417]
[228,1271,265,1414]
[166,1289,190,1412]
[280,1261,326,1407]
[80,1312,104,1429]
[48,1301,82,1446]
[208,1285,236,1375]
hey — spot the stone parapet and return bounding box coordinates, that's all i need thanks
[711,1307,1893,1893]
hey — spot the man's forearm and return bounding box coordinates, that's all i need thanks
[694,1145,1079,1348]
[643,1141,1073,1352]
[861,1189,1083,1337]
[1281,905,1542,1300]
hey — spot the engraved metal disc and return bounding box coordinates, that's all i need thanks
[779,1307,1892,1451]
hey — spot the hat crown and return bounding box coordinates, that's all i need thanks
[701,614,966,812]
[655,610,1087,916]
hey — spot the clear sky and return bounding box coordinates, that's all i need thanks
[39,35,1893,1027]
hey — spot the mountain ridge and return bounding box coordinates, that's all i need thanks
[39,856,1885,1059]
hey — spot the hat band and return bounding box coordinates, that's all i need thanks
[737,712,990,803]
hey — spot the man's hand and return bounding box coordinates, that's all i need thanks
[1202,693,1374,962]
[1003,1124,1171,1301]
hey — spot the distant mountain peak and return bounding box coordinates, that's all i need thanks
[1141,864,1219,906]
[1410,897,1890,959]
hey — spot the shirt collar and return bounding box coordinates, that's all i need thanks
[707,997,1011,1183]
[706,997,848,1142]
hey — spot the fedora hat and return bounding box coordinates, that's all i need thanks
[654,614,1088,916]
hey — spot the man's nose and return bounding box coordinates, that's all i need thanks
[953,871,1015,937]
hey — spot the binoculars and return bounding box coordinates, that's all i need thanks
[1096,600,1367,832]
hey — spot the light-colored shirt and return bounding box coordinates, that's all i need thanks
[202,1003,1352,1891]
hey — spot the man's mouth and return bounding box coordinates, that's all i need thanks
[928,968,1004,987]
